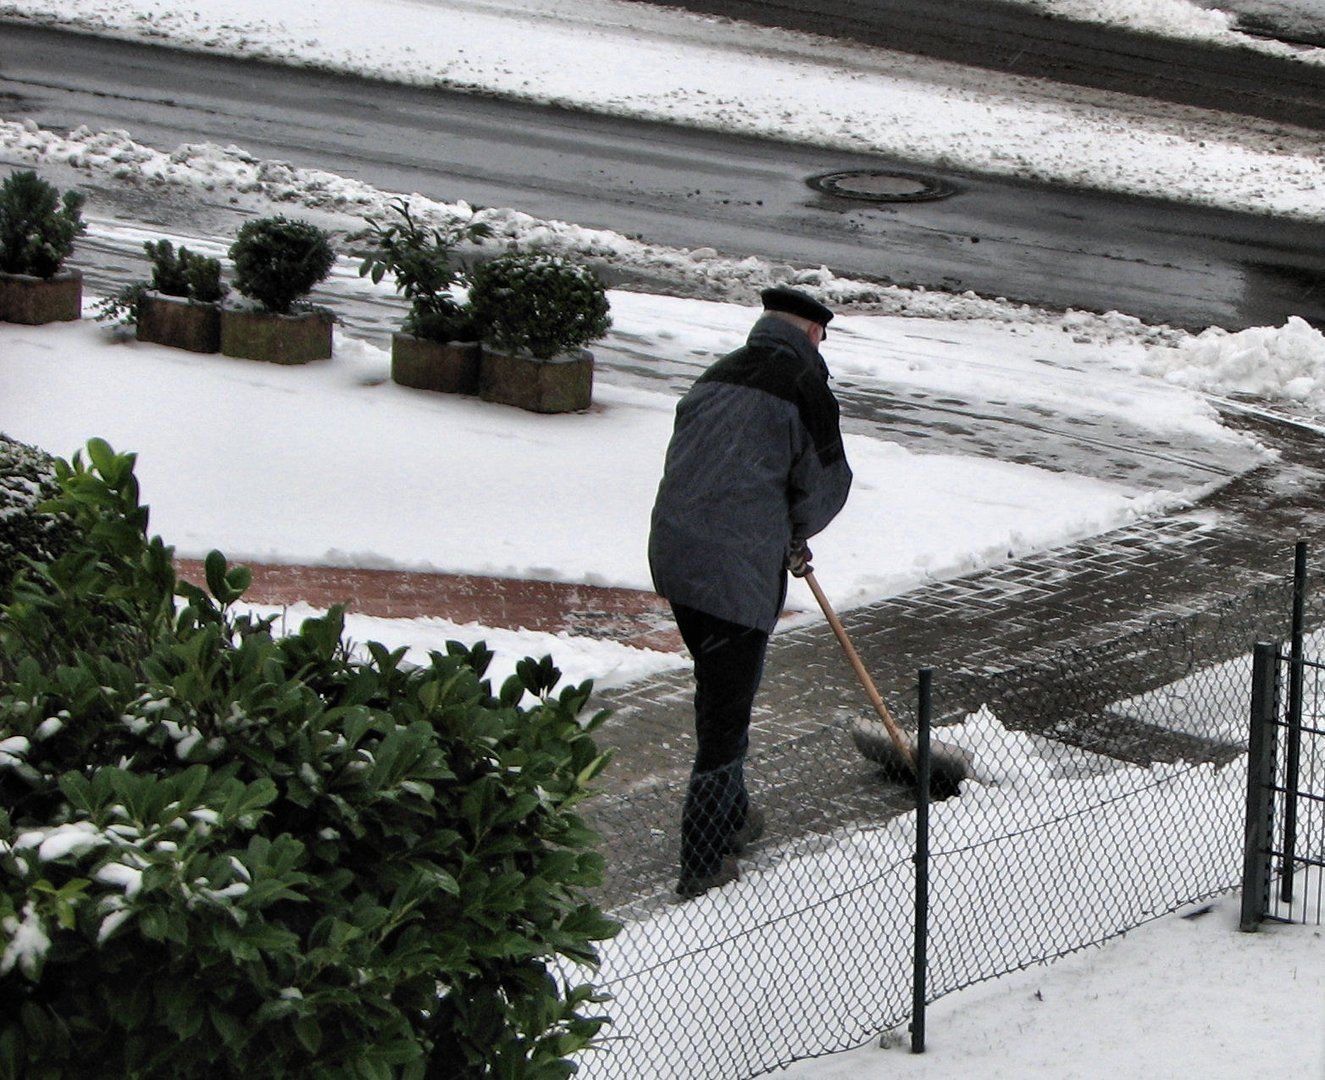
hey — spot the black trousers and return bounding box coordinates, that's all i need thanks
[671,603,769,878]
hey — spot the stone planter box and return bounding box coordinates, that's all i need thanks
[136,291,222,353]
[479,347,594,413]
[391,333,481,395]
[0,269,83,325]
[220,307,334,365]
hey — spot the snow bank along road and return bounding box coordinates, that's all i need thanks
[3,24,1325,330]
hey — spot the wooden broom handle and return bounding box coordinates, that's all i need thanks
[802,569,918,773]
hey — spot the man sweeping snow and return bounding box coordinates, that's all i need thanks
[649,285,853,898]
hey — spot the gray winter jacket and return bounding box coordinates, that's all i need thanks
[648,315,853,632]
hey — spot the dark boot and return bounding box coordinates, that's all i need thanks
[725,805,766,855]
[675,856,740,899]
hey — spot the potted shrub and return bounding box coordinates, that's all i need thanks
[468,253,612,413]
[136,239,227,352]
[0,169,86,325]
[97,239,228,352]
[221,215,336,364]
[358,198,491,395]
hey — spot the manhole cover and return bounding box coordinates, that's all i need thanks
[807,170,954,203]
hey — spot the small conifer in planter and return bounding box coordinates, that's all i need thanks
[140,241,226,352]
[144,239,225,303]
[468,253,612,413]
[221,215,337,364]
[358,198,491,394]
[0,169,87,325]
[99,240,228,352]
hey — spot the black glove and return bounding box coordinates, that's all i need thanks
[786,539,812,578]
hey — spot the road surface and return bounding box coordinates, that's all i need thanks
[3,24,1325,330]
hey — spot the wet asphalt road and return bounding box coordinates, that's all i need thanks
[639,0,1325,130]
[3,22,1325,331]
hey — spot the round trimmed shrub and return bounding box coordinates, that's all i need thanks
[228,216,335,315]
[468,253,611,360]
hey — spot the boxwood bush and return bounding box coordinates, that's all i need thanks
[468,254,610,360]
[228,216,335,315]
[0,439,618,1079]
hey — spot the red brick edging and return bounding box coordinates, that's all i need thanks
[174,560,683,652]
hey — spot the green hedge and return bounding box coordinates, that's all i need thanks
[0,439,618,1079]
[0,434,77,607]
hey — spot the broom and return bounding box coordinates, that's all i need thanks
[803,568,969,800]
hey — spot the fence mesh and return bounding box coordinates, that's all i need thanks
[571,570,1321,1080]
[1258,644,1325,927]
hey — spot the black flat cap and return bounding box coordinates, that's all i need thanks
[760,286,834,333]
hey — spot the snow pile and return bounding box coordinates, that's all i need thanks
[1,120,425,216]
[1146,314,1325,404]
[1031,0,1235,38]
[0,120,1060,318]
[247,601,689,694]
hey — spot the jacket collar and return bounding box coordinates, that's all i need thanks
[748,314,829,379]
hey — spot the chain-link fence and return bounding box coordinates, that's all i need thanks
[1241,555,1325,931]
[569,566,1321,1080]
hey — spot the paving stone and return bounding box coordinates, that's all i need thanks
[590,410,1325,902]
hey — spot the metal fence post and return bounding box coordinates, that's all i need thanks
[1241,641,1279,932]
[1281,541,1308,902]
[911,667,932,1054]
